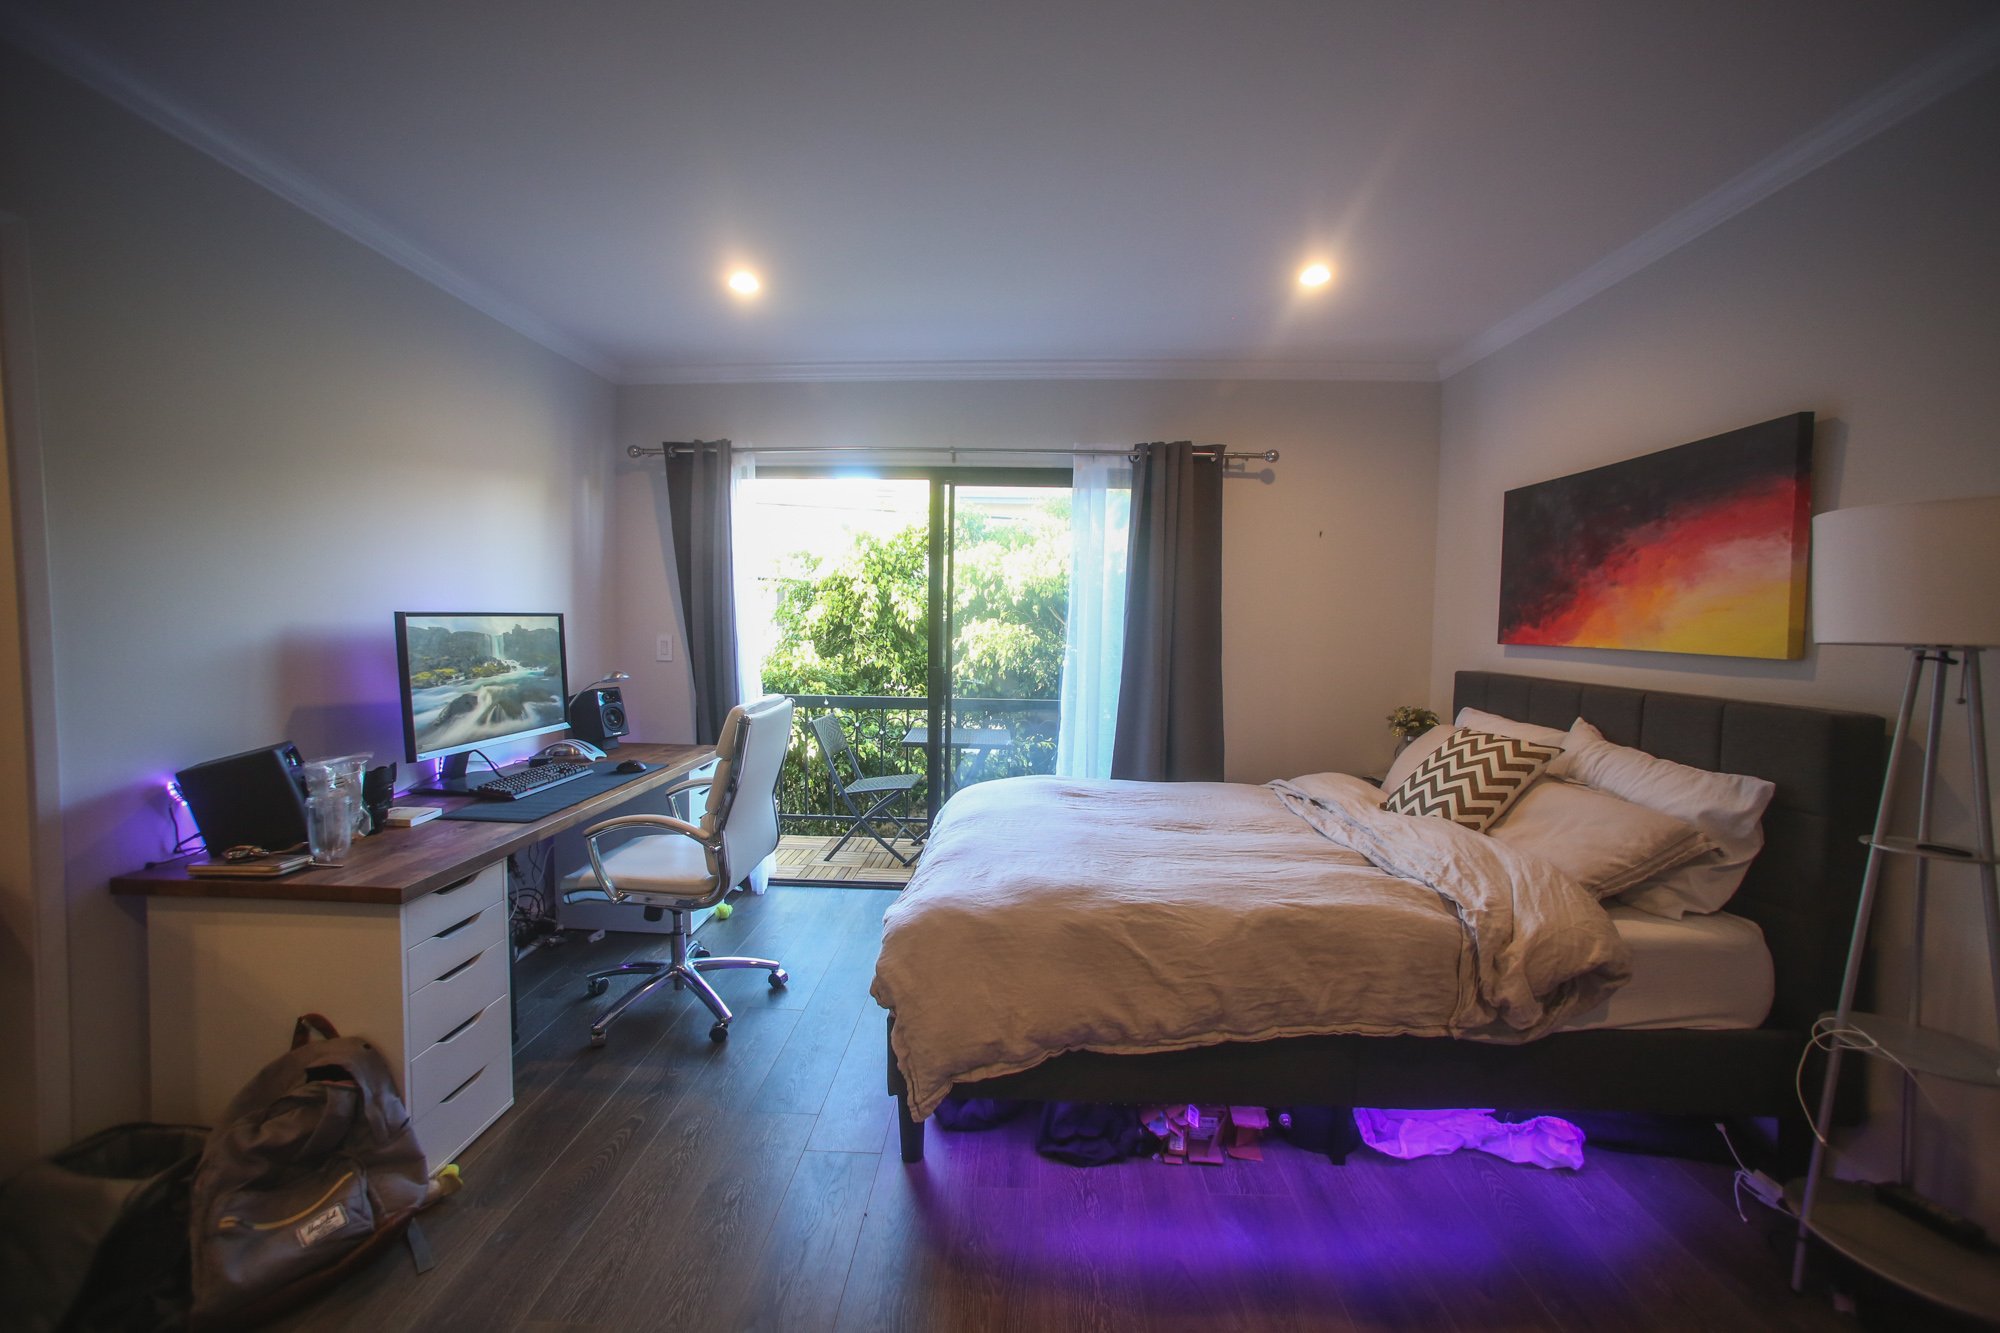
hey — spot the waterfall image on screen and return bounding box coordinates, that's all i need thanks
[401,614,567,755]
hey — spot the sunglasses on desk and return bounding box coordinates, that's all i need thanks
[221,843,310,862]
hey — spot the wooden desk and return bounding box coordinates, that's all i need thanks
[112,742,715,905]
[112,743,714,1168]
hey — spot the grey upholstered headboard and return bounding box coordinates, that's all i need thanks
[1453,671,1885,1033]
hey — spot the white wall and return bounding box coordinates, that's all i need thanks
[1434,71,2000,1219]
[0,46,616,1139]
[616,378,1440,785]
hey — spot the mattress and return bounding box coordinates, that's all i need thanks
[1555,905,1773,1032]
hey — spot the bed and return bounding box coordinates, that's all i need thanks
[878,670,1884,1166]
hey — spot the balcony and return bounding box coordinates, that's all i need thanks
[774,693,1058,881]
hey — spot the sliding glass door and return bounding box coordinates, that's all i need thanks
[734,469,1071,853]
[942,485,1070,798]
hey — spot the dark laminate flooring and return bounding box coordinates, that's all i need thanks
[276,885,1851,1333]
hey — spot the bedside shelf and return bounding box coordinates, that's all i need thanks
[1861,835,1999,866]
[1785,1178,2000,1319]
[1826,1011,2000,1087]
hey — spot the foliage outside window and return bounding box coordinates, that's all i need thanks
[759,493,1071,831]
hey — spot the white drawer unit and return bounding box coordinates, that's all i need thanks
[147,856,517,1176]
[406,897,507,993]
[402,861,504,946]
[408,944,508,1052]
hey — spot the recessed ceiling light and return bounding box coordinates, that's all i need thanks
[1298,264,1332,288]
[727,270,761,295]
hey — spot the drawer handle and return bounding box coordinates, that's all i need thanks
[438,1007,485,1044]
[434,951,483,984]
[432,872,479,897]
[433,909,484,940]
[440,1068,483,1105]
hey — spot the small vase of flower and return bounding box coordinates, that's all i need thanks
[1386,705,1441,758]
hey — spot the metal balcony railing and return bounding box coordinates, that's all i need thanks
[777,694,1060,836]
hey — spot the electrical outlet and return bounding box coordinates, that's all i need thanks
[656,635,674,662]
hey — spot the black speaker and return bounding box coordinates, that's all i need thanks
[567,686,629,749]
[176,743,310,854]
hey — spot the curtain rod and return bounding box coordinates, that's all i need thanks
[625,440,1279,464]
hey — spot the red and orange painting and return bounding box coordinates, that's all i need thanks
[1499,414,1813,660]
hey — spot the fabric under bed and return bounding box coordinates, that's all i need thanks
[1555,905,1773,1031]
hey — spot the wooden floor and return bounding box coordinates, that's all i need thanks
[278,886,1856,1333]
[775,832,921,884]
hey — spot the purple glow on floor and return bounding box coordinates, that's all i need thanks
[886,1113,1654,1303]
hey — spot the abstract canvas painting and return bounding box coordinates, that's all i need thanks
[1499,413,1813,659]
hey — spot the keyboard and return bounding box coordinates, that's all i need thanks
[470,762,595,801]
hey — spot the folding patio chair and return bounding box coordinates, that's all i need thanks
[809,712,924,866]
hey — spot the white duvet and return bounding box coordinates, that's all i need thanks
[872,773,1632,1120]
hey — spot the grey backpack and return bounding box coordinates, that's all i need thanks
[187,1015,431,1330]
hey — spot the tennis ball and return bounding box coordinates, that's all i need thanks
[713,901,733,920]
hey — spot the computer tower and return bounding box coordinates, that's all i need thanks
[567,686,629,749]
[176,743,310,854]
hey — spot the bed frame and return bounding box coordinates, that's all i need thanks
[887,670,1885,1166]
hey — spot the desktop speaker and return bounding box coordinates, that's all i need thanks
[176,743,310,855]
[567,686,629,749]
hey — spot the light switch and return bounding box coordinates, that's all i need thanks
[656,635,675,662]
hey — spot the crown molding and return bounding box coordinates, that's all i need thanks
[1438,14,2000,380]
[0,10,620,381]
[618,357,1440,386]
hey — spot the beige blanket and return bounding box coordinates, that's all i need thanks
[872,774,1631,1119]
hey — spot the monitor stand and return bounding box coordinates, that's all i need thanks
[418,751,498,796]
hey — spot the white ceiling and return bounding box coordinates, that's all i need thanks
[6,1,1996,382]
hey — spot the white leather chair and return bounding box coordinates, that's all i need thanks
[562,694,793,1046]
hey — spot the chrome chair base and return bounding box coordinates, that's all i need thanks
[583,914,786,1046]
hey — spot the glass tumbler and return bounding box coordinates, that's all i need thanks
[308,788,356,864]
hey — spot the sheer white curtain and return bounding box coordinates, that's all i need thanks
[1056,450,1132,778]
[729,449,774,893]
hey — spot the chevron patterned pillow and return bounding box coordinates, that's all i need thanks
[1380,727,1562,832]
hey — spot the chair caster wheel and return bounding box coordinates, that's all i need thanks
[585,979,608,998]
[588,1032,607,1049]
[768,970,789,989]
[691,944,712,959]
[709,1023,730,1043]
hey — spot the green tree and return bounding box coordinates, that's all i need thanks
[948,498,1068,699]
[758,497,1071,701]
[760,496,1071,826]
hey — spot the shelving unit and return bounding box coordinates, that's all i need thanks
[1790,645,2000,1320]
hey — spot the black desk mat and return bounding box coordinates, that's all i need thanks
[438,762,655,823]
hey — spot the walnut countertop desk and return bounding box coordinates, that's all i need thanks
[113,742,714,1169]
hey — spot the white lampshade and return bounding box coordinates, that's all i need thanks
[1812,495,2000,646]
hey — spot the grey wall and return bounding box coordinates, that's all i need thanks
[1434,71,2000,1221]
[0,46,617,1139]
[615,378,1441,785]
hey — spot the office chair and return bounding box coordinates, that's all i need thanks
[561,694,792,1046]
[809,712,924,866]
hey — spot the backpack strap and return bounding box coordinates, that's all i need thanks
[290,1014,341,1048]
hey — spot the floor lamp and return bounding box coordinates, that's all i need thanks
[1792,494,2000,1313]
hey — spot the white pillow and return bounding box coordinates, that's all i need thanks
[1558,719,1777,917]
[1487,779,1717,899]
[1382,723,1451,793]
[1455,707,1579,779]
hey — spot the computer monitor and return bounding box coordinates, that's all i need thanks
[395,612,569,785]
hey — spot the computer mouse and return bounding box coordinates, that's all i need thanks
[615,759,649,774]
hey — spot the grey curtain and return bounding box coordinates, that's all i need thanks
[666,439,740,745]
[1111,441,1224,781]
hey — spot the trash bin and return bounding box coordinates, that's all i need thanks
[0,1122,208,1333]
